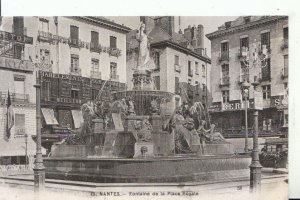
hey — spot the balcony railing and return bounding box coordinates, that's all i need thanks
[110,74,119,81]
[219,51,229,62]
[68,38,81,48]
[90,42,102,53]
[37,31,52,43]
[282,67,288,79]
[281,39,288,50]
[90,71,101,79]
[174,64,181,72]
[109,48,121,57]
[0,92,30,103]
[220,77,230,86]
[70,68,82,76]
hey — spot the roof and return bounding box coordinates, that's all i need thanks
[148,26,172,43]
[72,16,131,33]
[151,40,211,64]
[127,25,211,63]
[206,16,288,40]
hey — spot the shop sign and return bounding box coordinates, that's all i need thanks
[0,56,34,72]
[57,98,82,104]
[271,95,288,109]
[0,30,33,44]
[209,100,256,112]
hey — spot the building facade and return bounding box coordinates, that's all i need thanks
[127,16,211,108]
[1,16,130,154]
[206,16,288,136]
[0,17,38,166]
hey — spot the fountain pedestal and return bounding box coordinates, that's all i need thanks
[132,69,153,90]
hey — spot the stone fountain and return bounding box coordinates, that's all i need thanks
[44,22,251,183]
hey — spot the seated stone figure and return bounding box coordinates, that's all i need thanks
[202,124,226,143]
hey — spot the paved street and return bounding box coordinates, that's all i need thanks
[0,170,288,200]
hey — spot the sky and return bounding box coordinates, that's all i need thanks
[107,16,237,57]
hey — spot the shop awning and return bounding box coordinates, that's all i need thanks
[0,136,46,157]
[41,108,59,125]
[71,110,83,129]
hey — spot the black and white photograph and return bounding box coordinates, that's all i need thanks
[0,1,299,199]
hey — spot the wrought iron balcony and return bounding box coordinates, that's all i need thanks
[90,71,101,79]
[219,77,230,87]
[109,48,121,57]
[0,92,30,103]
[38,31,52,43]
[219,51,229,62]
[90,42,102,53]
[68,38,81,48]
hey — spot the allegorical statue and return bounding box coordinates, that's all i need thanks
[136,22,151,70]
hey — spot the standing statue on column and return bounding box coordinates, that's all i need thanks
[136,22,151,70]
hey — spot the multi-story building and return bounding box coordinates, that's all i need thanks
[127,16,211,108]
[206,16,288,136]
[1,16,131,154]
[0,17,39,166]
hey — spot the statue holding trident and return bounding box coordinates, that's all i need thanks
[136,22,152,70]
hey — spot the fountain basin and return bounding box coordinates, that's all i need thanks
[44,155,251,183]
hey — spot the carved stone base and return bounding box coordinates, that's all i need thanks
[133,142,154,158]
[132,69,153,90]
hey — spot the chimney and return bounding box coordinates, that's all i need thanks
[154,16,174,37]
[197,24,204,49]
[184,25,192,42]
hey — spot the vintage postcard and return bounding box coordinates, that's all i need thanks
[0,0,298,199]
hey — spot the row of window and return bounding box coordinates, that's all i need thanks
[70,54,117,78]
[220,27,288,55]
[221,83,288,104]
[220,54,288,84]
[174,55,206,76]
[39,18,118,49]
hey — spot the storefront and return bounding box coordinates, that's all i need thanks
[39,71,126,151]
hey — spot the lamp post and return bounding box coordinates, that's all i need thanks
[33,70,45,192]
[241,81,251,154]
[240,39,268,192]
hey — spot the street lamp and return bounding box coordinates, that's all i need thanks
[33,70,45,192]
[241,81,251,154]
[240,39,269,192]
